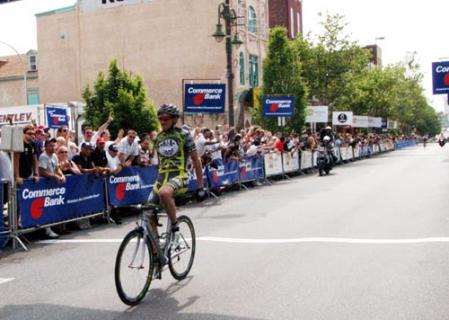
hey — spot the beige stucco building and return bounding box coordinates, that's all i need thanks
[36,0,269,128]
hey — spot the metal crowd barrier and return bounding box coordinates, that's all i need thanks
[1,140,416,251]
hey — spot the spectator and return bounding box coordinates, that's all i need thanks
[203,130,223,168]
[224,134,244,162]
[246,139,263,157]
[80,114,113,148]
[118,130,139,167]
[91,138,110,175]
[138,136,152,166]
[306,130,317,150]
[14,125,40,185]
[34,127,47,158]
[72,142,97,174]
[149,130,159,166]
[106,144,123,175]
[275,136,285,153]
[57,146,81,175]
[39,138,65,183]
[38,138,65,239]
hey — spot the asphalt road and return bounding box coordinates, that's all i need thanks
[1,143,449,320]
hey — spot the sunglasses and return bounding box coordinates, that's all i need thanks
[158,116,172,122]
[25,132,35,136]
[58,151,68,154]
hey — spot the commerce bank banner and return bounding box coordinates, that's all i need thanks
[184,84,226,113]
[107,166,158,207]
[18,175,105,228]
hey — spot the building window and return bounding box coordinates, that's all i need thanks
[27,89,40,105]
[239,52,245,85]
[290,8,294,38]
[248,6,257,33]
[249,54,259,88]
[28,55,37,71]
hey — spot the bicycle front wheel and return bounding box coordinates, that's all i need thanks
[115,228,154,305]
[168,215,196,280]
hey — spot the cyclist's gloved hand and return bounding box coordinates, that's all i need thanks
[196,188,207,202]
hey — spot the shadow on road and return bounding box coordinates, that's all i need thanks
[0,276,264,320]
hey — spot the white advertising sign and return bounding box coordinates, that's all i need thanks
[81,0,153,12]
[0,106,38,126]
[264,152,283,177]
[368,117,382,128]
[305,106,329,123]
[332,111,353,126]
[352,115,369,128]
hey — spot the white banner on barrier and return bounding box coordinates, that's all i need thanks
[312,151,318,167]
[380,144,387,152]
[301,151,313,169]
[354,147,360,158]
[283,151,300,173]
[264,152,283,176]
[341,147,353,161]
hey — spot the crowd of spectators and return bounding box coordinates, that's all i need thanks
[0,116,419,239]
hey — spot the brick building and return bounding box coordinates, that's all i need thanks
[268,0,302,39]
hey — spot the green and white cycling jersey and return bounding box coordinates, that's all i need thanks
[155,127,196,174]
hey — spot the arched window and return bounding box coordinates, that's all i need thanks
[239,52,245,85]
[248,6,257,33]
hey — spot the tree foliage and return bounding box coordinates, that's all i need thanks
[82,59,159,137]
[292,13,441,135]
[251,27,308,133]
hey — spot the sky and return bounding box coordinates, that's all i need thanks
[0,0,448,112]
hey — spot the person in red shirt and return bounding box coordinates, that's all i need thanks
[275,136,285,152]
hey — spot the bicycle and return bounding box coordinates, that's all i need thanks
[114,204,196,306]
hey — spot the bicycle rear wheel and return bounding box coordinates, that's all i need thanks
[168,215,196,280]
[115,228,154,305]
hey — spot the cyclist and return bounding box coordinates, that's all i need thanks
[150,104,206,236]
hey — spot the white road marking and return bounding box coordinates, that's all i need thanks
[0,278,15,285]
[37,237,449,245]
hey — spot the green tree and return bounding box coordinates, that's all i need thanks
[293,13,371,112]
[251,27,308,133]
[82,59,159,137]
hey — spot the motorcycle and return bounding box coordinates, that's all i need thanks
[317,136,333,176]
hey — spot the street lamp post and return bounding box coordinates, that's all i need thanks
[212,0,243,127]
[0,40,27,105]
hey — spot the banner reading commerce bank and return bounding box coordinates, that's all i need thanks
[184,84,226,113]
[262,96,295,117]
[432,61,449,94]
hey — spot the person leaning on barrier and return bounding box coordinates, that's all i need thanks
[224,134,245,162]
[118,130,139,167]
[138,135,153,167]
[106,144,123,175]
[72,142,98,175]
[91,138,111,175]
[39,138,66,184]
[14,125,40,185]
[57,146,81,176]
[38,138,65,238]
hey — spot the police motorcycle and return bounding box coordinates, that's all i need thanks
[317,135,333,176]
[438,134,446,147]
